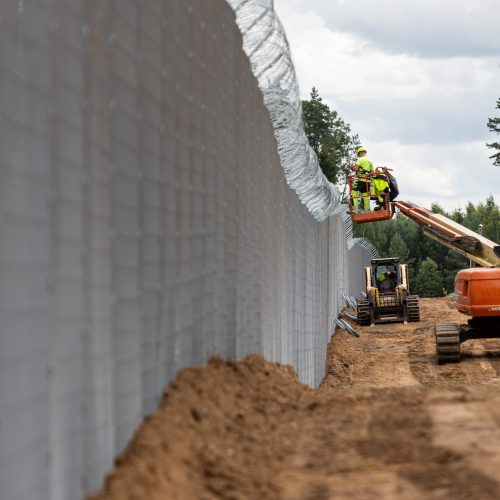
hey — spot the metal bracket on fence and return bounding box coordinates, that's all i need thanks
[340,310,357,322]
[342,293,357,310]
[335,318,360,338]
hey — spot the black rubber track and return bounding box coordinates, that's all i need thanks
[356,299,371,326]
[436,322,460,364]
[407,295,420,322]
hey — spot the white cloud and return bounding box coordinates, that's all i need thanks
[282,11,429,101]
[278,0,500,57]
[280,10,498,105]
[274,0,500,212]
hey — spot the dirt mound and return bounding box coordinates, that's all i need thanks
[89,355,312,500]
[90,299,500,499]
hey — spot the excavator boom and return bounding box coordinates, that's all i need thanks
[394,201,500,268]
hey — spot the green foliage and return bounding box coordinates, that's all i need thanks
[302,87,360,185]
[388,232,408,261]
[353,197,500,295]
[441,250,466,294]
[414,258,444,297]
[430,202,446,215]
[487,97,500,167]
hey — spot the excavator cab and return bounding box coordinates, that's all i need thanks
[348,167,396,224]
[356,257,420,326]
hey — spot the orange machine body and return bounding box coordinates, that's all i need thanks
[455,268,500,318]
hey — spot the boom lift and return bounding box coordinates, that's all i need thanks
[348,171,500,363]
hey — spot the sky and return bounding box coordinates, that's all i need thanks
[273,0,500,213]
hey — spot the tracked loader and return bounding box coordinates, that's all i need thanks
[356,257,420,326]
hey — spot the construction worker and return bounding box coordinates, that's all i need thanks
[378,273,394,292]
[351,146,373,213]
[371,170,390,211]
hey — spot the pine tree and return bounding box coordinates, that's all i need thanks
[414,258,444,297]
[302,87,360,185]
[442,250,467,294]
[487,97,500,167]
[388,232,408,261]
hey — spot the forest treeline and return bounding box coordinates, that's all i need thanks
[352,196,500,296]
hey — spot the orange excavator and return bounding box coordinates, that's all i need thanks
[348,170,500,363]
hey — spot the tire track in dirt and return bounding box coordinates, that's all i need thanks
[356,388,500,500]
[274,386,500,499]
[407,315,472,388]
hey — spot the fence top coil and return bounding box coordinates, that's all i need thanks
[227,0,340,221]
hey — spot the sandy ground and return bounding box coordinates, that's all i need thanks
[89,298,500,499]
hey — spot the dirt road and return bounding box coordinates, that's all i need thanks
[90,298,500,499]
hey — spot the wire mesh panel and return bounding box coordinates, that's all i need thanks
[0,1,376,498]
[0,2,52,499]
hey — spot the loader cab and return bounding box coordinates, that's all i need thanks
[371,259,400,293]
[374,268,397,293]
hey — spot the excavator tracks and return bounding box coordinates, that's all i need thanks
[407,295,420,322]
[356,299,371,326]
[435,322,461,364]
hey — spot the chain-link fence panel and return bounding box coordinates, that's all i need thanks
[0,1,375,499]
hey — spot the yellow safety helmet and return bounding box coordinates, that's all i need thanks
[356,147,367,154]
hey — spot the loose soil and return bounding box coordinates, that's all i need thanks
[89,298,500,499]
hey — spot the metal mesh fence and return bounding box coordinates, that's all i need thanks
[0,1,375,498]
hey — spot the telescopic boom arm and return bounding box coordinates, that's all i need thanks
[394,201,500,268]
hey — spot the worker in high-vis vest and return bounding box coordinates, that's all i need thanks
[351,146,373,212]
[371,171,390,211]
[378,272,395,292]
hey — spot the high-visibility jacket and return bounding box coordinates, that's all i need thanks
[371,174,389,194]
[355,157,373,179]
